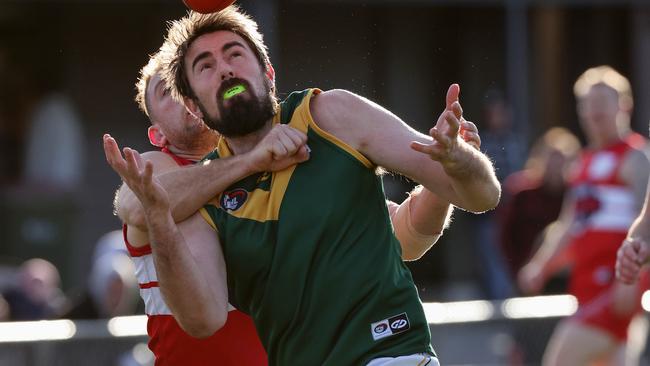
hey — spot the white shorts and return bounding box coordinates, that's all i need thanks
[366,353,440,366]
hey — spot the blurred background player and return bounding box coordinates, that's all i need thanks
[1,258,65,320]
[519,65,649,366]
[60,230,139,319]
[499,127,581,291]
[470,89,527,299]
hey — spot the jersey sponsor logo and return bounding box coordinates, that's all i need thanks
[374,323,388,334]
[370,312,410,341]
[221,189,248,211]
[371,320,391,340]
[573,184,601,223]
[388,313,410,334]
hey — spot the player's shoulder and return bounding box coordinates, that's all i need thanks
[140,150,183,174]
[311,88,360,111]
[619,146,650,183]
[622,145,649,165]
[310,89,368,126]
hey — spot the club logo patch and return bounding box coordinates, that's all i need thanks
[221,189,248,211]
[370,312,410,341]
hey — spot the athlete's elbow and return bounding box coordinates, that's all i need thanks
[469,185,501,213]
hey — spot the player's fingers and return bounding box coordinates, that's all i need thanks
[451,101,463,120]
[293,145,310,163]
[141,161,153,186]
[463,131,481,150]
[460,120,478,134]
[618,252,641,273]
[103,134,128,171]
[622,243,643,263]
[637,242,650,263]
[132,149,145,169]
[277,130,300,155]
[629,238,642,252]
[443,111,460,138]
[617,245,632,264]
[616,264,639,284]
[272,140,289,159]
[285,126,308,146]
[430,128,451,149]
[411,141,445,161]
[445,84,460,110]
[129,149,144,172]
[103,134,119,164]
[410,141,435,155]
[123,148,140,176]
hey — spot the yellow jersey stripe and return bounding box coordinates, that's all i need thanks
[300,89,374,169]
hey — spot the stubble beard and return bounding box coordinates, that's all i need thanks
[198,77,276,138]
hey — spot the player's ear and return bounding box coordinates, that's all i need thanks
[148,125,167,148]
[184,97,203,120]
[266,63,275,85]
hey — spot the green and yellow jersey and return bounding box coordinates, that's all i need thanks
[200,89,434,365]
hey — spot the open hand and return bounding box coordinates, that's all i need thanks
[103,134,170,213]
[410,84,467,165]
[460,120,480,150]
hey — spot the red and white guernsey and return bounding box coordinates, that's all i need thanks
[567,133,646,305]
[123,148,267,365]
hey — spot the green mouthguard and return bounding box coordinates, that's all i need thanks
[223,85,246,100]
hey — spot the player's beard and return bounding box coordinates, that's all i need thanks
[198,77,276,138]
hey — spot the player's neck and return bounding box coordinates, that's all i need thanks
[589,131,624,149]
[165,145,213,162]
[224,120,273,155]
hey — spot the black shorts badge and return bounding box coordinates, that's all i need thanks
[370,312,410,341]
[221,189,248,211]
[388,313,410,334]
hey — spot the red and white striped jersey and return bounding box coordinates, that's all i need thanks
[566,133,647,304]
[122,148,267,365]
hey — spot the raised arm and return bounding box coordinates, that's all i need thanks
[113,150,193,231]
[389,120,482,260]
[116,150,227,338]
[388,187,453,261]
[618,215,650,284]
[310,84,500,213]
[105,124,309,227]
[617,180,650,284]
[518,198,577,294]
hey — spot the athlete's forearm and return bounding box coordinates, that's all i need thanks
[118,154,257,227]
[627,188,650,248]
[627,215,650,246]
[391,186,453,261]
[145,206,227,338]
[531,220,573,278]
[437,141,500,213]
[409,185,453,235]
